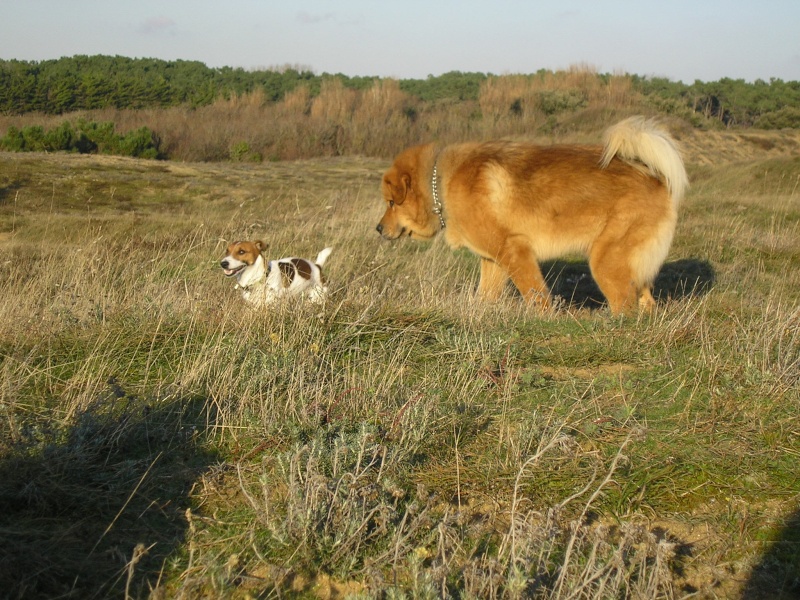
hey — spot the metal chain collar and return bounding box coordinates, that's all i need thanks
[431,163,446,229]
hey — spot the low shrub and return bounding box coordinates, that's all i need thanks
[0,119,163,158]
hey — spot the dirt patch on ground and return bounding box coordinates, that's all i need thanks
[539,363,637,382]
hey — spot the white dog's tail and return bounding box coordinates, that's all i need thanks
[315,247,333,266]
[600,116,689,206]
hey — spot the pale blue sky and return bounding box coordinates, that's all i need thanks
[1,0,798,82]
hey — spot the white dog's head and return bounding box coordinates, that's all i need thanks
[220,240,265,278]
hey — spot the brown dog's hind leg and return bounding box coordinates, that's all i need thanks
[638,286,657,312]
[588,245,641,315]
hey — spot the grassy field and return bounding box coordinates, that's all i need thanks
[0,125,798,599]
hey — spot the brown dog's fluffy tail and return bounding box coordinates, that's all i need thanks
[600,116,689,206]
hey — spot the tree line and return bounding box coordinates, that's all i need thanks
[1,55,799,129]
[0,55,370,114]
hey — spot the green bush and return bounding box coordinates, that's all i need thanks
[537,89,587,115]
[76,119,117,149]
[45,121,76,150]
[117,126,162,159]
[754,106,800,129]
[20,125,46,151]
[229,141,262,162]
[0,126,25,151]
[0,120,163,158]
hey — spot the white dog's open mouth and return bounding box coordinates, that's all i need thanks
[222,265,244,277]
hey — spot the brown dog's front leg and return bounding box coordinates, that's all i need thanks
[477,258,508,300]
[497,240,551,309]
[513,269,551,309]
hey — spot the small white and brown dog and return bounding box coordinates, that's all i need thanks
[220,240,333,306]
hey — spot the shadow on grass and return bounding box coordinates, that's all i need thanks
[0,175,28,205]
[542,257,716,310]
[742,508,800,599]
[0,386,218,599]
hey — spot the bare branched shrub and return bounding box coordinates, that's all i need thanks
[479,75,538,122]
[310,78,358,124]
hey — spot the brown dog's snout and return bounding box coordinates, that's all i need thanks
[375,223,383,235]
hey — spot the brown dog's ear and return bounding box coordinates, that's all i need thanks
[388,172,412,206]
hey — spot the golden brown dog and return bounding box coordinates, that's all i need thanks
[376,116,688,314]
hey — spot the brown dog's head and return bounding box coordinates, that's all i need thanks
[376,144,440,241]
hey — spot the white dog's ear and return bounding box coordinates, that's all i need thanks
[255,240,267,252]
